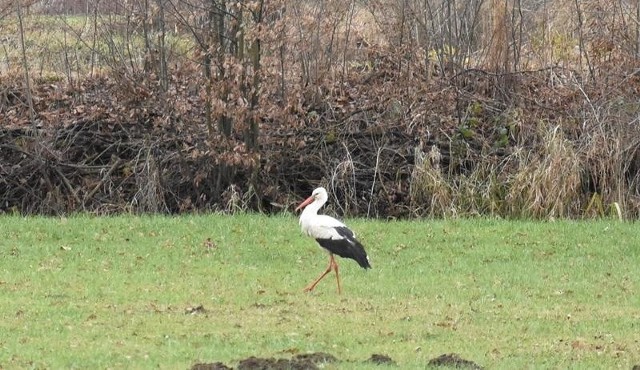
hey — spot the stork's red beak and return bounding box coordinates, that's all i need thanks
[295,196,314,212]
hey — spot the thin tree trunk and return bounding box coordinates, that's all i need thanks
[90,1,99,78]
[213,0,232,137]
[636,0,640,59]
[246,0,264,150]
[156,0,169,91]
[16,1,36,127]
[574,0,595,81]
[142,0,152,73]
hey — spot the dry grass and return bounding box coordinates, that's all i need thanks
[506,124,582,218]
[453,161,505,217]
[410,145,452,217]
[580,122,640,219]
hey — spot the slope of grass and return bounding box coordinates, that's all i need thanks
[1,14,193,77]
[0,214,638,369]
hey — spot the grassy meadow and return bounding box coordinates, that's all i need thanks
[0,214,638,369]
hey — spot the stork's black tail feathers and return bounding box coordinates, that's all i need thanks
[347,238,372,269]
[316,226,371,269]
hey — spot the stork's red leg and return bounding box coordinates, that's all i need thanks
[331,254,342,294]
[303,254,335,292]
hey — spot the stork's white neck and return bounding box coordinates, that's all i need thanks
[299,196,328,237]
[300,197,325,221]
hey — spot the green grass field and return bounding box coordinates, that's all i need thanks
[0,214,638,369]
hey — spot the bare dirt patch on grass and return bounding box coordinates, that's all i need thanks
[193,352,484,369]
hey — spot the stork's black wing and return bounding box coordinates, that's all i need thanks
[316,226,371,269]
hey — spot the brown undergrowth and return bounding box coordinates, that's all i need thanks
[2,54,640,218]
[0,58,640,218]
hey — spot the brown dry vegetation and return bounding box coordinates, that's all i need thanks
[1,0,640,218]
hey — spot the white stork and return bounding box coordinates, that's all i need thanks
[295,187,371,293]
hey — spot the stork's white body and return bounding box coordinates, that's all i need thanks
[300,210,351,241]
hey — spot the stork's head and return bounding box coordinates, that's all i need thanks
[295,187,328,211]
